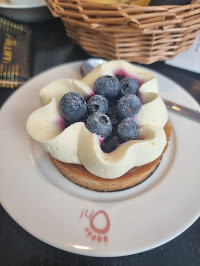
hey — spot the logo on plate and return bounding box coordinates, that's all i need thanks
[80,209,110,243]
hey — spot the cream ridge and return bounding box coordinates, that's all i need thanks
[26,60,168,179]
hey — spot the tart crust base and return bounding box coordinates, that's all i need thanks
[50,121,171,192]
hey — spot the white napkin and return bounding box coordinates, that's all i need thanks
[165,35,200,74]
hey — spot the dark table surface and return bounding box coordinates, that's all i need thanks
[0,17,200,266]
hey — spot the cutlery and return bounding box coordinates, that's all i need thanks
[163,99,200,123]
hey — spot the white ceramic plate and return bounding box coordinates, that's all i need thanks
[0,0,45,9]
[0,0,51,23]
[0,60,200,257]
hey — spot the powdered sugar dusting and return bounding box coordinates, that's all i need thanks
[69,93,84,109]
[87,95,108,114]
[118,118,138,141]
[86,112,112,138]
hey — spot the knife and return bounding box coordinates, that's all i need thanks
[163,99,200,123]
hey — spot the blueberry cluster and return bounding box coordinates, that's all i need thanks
[59,75,142,153]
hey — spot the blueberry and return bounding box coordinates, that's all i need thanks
[60,92,87,122]
[118,118,139,141]
[107,101,117,124]
[87,95,108,114]
[116,94,142,120]
[94,75,120,98]
[116,74,125,82]
[86,112,112,138]
[120,78,139,96]
[101,135,120,153]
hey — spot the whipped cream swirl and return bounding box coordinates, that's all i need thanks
[26,60,168,179]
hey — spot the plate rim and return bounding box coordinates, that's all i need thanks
[0,2,46,9]
[0,60,200,257]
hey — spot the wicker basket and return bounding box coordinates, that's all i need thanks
[46,0,200,64]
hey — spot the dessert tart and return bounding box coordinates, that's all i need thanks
[26,60,171,192]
